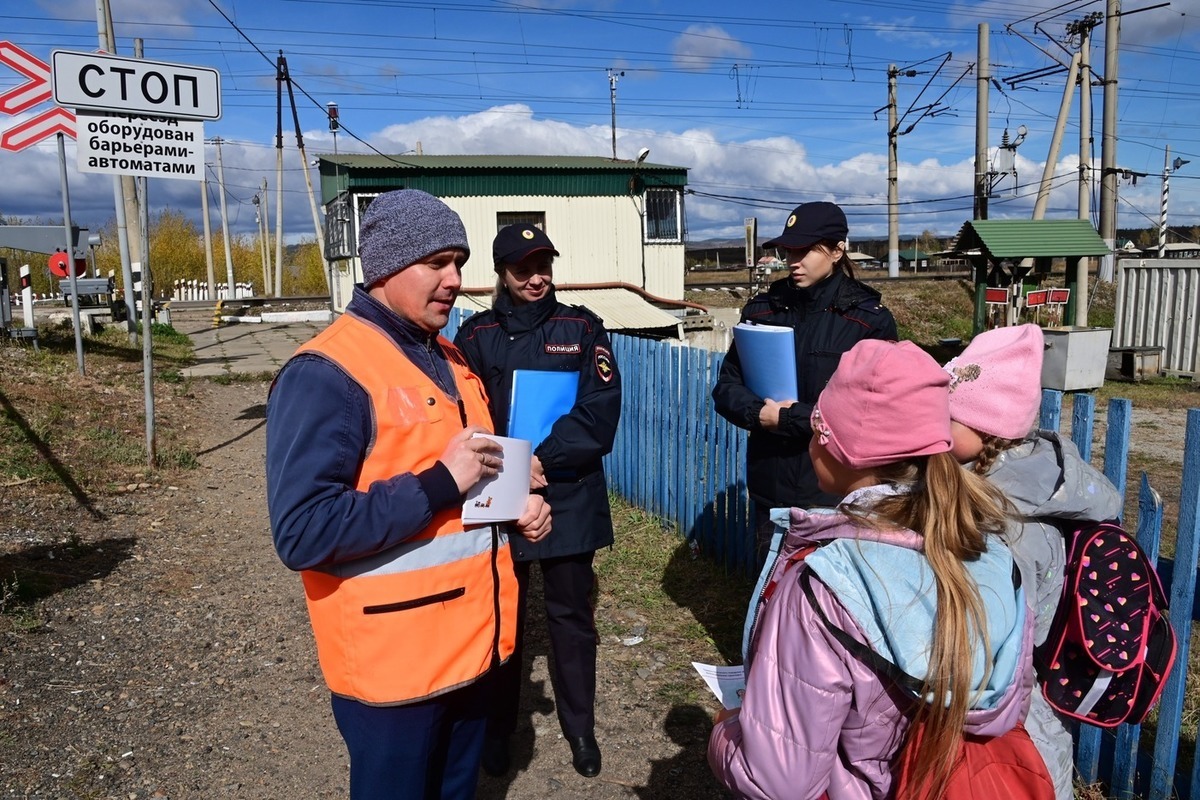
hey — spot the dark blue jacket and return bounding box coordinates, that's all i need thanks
[711,270,896,510]
[265,286,462,571]
[454,287,620,561]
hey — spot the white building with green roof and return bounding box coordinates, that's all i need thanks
[317,154,689,319]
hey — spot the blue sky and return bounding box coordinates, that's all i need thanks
[1,0,1198,248]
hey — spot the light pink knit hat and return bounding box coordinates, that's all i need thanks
[944,323,1045,440]
[811,339,952,470]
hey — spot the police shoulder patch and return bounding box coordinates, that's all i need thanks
[594,345,614,383]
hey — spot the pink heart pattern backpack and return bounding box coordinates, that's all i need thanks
[1034,520,1177,727]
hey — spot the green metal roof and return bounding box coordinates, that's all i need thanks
[952,219,1110,259]
[320,154,683,171]
[317,154,688,204]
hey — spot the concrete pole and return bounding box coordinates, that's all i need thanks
[200,173,216,300]
[214,138,237,301]
[123,36,143,269]
[1079,26,1093,222]
[887,64,899,278]
[137,174,156,468]
[1033,52,1081,220]
[1159,145,1170,259]
[272,156,284,297]
[255,196,268,294]
[1098,0,1121,282]
[608,70,619,160]
[975,24,990,221]
[260,178,272,294]
[1077,28,1094,326]
[96,0,137,338]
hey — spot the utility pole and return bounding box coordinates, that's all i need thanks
[275,53,286,299]
[1159,146,1190,258]
[107,6,142,276]
[1069,13,1099,222]
[253,191,268,294]
[974,24,990,221]
[261,177,272,294]
[96,0,137,339]
[213,137,237,301]
[200,172,215,300]
[1033,52,1081,220]
[328,102,340,308]
[1098,0,1121,282]
[280,53,325,297]
[607,69,623,160]
[887,64,900,278]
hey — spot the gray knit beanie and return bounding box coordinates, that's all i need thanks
[358,190,470,287]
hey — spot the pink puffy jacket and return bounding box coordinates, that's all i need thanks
[708,509,1035,800]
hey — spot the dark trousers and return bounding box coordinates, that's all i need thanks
[331,677,489,800]
[488,551,597,740]
[752,504,777,569]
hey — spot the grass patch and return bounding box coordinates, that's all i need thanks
[596,495,754,705]
[1099,375,1200,411]
[208,370,277,385]
[0,321,199,490]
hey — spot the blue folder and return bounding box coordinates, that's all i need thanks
[732,323,798,402]
[507,369,580,447]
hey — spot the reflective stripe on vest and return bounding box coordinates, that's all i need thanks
[294,314,518,705]
[325,525,509,580]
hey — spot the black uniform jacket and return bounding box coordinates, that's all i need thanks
[454,287,621,561]
[711,270,897,510]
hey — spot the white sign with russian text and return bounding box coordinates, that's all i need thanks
[76,110,204,181]
[51,51,221,120]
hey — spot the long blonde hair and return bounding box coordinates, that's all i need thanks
[843,451,1012,800]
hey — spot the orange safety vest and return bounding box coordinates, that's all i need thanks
[294,314,518,705]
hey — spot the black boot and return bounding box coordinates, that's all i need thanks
[567,734,601,778]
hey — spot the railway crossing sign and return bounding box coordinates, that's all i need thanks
[0,41,76,152]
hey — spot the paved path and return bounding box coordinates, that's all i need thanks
[172,309,329,378]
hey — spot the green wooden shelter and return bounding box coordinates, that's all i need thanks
[951,219,1111,333]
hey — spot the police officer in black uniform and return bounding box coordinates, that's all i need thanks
[712,201,897,563]
[454,223,620,779]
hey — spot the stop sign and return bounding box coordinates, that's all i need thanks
[48,251,85,277]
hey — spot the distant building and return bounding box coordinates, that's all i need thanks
[846,251,882,270]
[897,248,933,271]
[317,154,689,319]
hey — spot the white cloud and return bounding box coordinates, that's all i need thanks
[0,103,1133,252]
[672,25,751,72]
[38,0,207,34]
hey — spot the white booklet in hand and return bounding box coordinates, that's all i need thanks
[692,661,746,710]
[462,434,532,524]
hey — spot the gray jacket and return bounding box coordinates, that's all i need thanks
[982,430,1122,800]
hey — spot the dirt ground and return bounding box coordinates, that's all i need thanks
[0,375,730,800]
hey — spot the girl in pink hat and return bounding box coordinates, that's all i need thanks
[944,324,1121,799]
[710,339,1049,800]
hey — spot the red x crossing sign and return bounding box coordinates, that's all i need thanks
[0,40,75,152]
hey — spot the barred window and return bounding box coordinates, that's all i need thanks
[644,188,681,243]
[497,212,546,233]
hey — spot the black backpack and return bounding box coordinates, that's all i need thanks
[1033,520,1177,728]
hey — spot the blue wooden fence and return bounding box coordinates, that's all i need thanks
[599,329,1200,800]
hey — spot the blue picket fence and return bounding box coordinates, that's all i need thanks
[600,330,1200,800]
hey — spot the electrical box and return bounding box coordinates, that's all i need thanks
[1041,326,1113,392]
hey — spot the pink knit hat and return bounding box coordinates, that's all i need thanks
[944,323,1045,440]
[811,340,952,470]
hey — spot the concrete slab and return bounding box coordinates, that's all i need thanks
[173,308,329,379]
